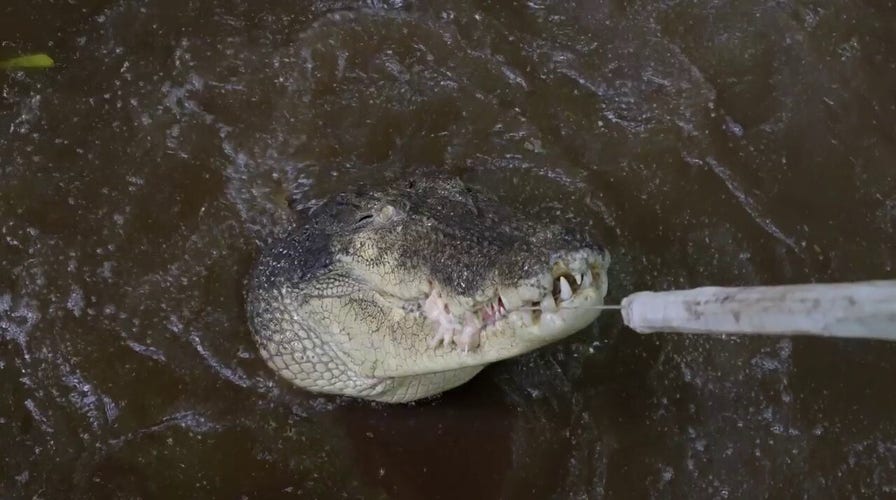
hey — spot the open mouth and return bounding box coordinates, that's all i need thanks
[481,261,599,326]
[423,249,607,352]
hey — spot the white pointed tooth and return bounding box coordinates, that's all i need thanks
[582,270,593,288]
[559,276,573,301]
[458,319,481,352]
[540,295,557,312]
[576,273,583,285]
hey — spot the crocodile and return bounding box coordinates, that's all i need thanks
[246,177,610,402]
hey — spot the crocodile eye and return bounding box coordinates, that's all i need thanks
[355,214,374,226]
[376,205,397,223]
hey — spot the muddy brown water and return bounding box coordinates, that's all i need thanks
[2,0,895,498]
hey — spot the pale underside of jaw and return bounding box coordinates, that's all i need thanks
[422,264,603,353]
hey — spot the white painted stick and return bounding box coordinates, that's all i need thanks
[620,280,896,341]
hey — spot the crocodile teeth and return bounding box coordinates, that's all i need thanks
[559,276,573,301]
[540,295,557,312]
[581,270,593,288]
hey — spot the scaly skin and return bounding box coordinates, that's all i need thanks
[246,177,610,402]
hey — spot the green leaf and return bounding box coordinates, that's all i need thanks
[0,53,55,70]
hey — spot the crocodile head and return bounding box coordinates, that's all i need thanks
[247,177,610,402]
